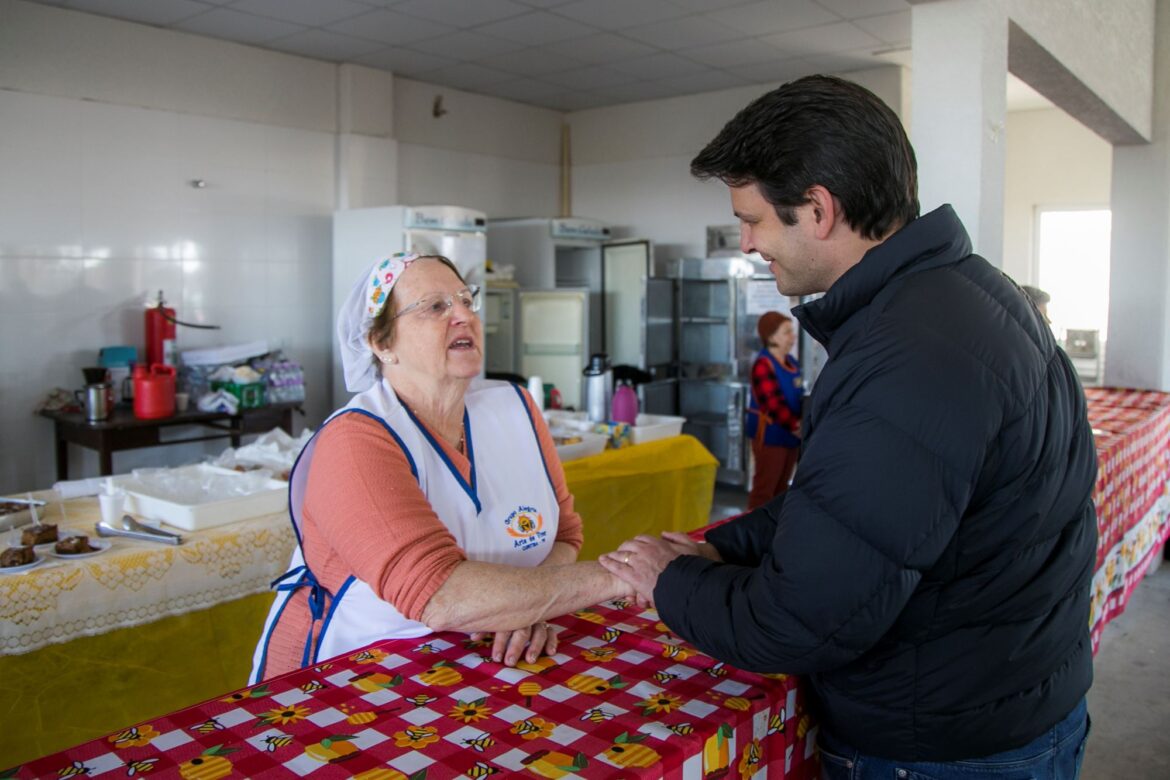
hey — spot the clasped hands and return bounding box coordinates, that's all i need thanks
[599,531,722,608]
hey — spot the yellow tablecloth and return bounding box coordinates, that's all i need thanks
[566,434,718,561]
[0,435,718,765]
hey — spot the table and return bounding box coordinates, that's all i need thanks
[8,599,819,779]
[39,402,303,479]
[0,436,717,765]
[1083,387,1170,652]
[563,435,718,561]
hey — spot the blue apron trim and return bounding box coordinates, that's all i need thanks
[311,575,358,665]
[270,565,329,670]
[512,383,557,495]
[400,403,482,515]
[251,579,298,684]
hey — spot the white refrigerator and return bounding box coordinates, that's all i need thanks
[332,205,487,405]
[488,218,664,395]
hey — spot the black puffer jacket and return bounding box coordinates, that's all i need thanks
[656,205,1097,761]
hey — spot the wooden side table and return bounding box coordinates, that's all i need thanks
[39,402,303,479]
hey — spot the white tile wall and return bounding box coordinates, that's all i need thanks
[0,89,335,493]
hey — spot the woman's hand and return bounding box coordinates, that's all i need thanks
[471,621,559,666]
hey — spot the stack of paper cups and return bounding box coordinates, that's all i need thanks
[527,375,544,411]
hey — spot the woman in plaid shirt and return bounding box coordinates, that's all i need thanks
[744,311,802,509]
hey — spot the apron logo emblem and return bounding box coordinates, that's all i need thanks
[504,506,548,551]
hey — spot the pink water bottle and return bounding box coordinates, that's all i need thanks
[611,381,638,424]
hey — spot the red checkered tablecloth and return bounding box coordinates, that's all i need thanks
[1084,387,1170,653]
[10,600,819,779]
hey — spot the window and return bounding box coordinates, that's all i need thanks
[1035,207,1112,343]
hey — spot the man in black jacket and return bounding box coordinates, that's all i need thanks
[600,76,1096,778]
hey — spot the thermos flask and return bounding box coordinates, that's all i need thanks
[582,353,613,423]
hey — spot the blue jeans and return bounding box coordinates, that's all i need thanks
[818,699,1090,779]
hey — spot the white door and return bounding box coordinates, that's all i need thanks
[519,289,589,409]
[602,240,651,368]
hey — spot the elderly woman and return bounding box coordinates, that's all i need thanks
[250,253,628,683]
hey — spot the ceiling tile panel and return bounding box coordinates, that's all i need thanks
[668,0,759,11]
[230,0,373,27]
[543,65,632,90]
[682,37,794,68]
[66,0,208,26]
[761,21,881,55]
[609,52,711,80]
[707,0,837,35]
[327,10,455,46]
[555,0,691,30]
[410,30,529,59]
[852,10,910,47]
[550,33,659,64]
[623,15,743,49]
[814,0,909,20]
[599,79,685,103]
[174,9,306,44]
[476,77,567,102]
[476,11,600,44]
[656,68,749,93]
[477,47,586,75]
[727,58,816,84]
[392,0,530,28]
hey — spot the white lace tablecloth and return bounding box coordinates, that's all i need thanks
[0,492,296,655]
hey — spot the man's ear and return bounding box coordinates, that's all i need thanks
[805,185,838,240]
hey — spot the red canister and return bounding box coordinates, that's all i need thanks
[133,363,177,419]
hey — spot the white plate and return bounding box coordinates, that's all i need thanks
[47,537,111,560]
[0,552,45,574]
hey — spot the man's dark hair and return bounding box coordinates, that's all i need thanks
[691,75,920,240]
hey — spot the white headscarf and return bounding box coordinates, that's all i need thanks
[337,253,419,393]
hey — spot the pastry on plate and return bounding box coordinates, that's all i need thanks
[0,545,35,568]
[54,535,96,555]
[21,524,57,546]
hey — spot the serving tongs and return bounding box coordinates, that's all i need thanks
[95,514,183,545]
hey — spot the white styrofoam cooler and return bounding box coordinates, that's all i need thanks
[121,464,286,532]
[544,411,686,445]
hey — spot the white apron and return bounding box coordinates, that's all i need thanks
[250,378,560,683]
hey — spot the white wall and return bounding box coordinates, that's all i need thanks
[1002,107,1113,284]
[393,78,562,218]
[568,67,906,261]
[1008,0,1154,140]
[0,89,335,492]
[0,1,570,493]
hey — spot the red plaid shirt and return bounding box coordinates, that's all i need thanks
[751,354,798,429]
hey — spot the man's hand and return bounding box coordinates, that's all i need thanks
[660,531,723,562]
[599,534,684,607]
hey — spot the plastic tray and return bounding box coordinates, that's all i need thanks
[121,464,286,532]
[550,429,608,461]
[544,411,686,446]
[628,413,686,444]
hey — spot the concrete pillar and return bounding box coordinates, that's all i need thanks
[1105,2,1170,390]
[910,0,1009,262]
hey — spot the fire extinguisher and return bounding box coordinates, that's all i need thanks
[145,291,220,366]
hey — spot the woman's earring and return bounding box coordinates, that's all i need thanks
[379,354,397,365]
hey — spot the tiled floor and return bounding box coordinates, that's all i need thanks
[703,483,1170,776]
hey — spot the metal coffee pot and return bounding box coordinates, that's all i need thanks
[77,383,114,422]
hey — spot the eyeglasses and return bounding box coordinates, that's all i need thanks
[393,286,481,320]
